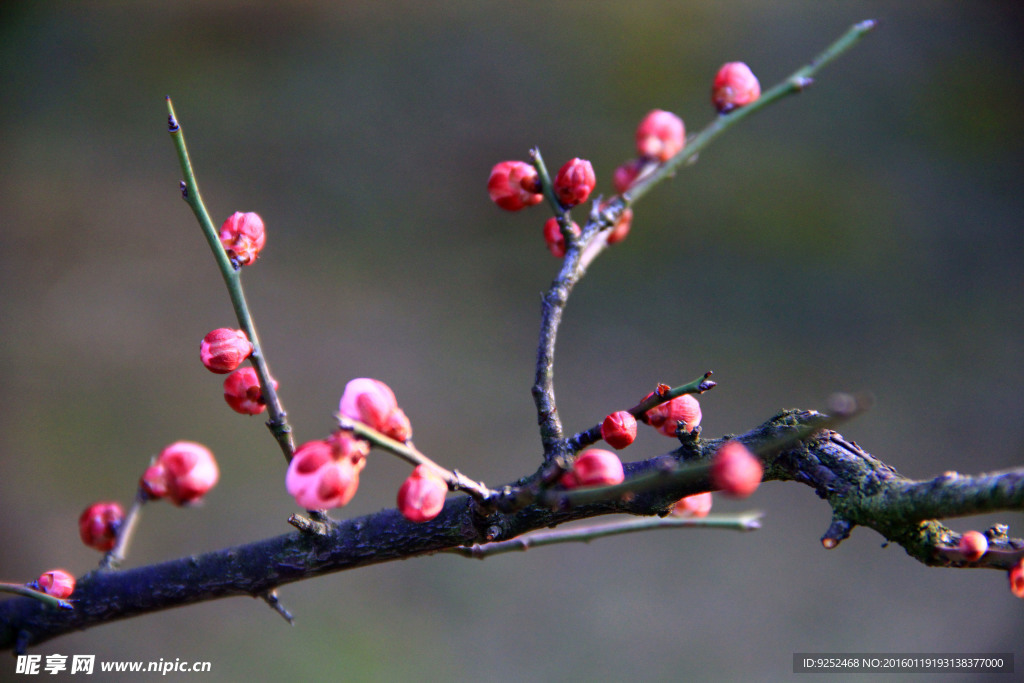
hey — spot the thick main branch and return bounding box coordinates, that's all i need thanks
[3,409,1021,651]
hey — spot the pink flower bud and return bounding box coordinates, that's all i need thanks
[957,530,988,562]
[79,501,124,552]
[219,212,266,266]
[339,378,413,441]
[200,328,253,374]
[671,492,714,518]
[552,158,596,207]
[560,449,625,489]
[601,411,637,449]
[606,207,633,245]
[542,217,580,258]
[488,161,543,211]
[286,433,369,509]
[397,464,448,523]
[1010,559,1024,599]
[612,159,644,194]
[140,463,169,499]
[710,441,763,498]
[153,441,219,505]
[36,569,75,599]
[341,378,396,425]
[635,109,685,162]
[379,406,412,443]
[224,366,276,415]
[645,393,702,437]
[712,62,761,114]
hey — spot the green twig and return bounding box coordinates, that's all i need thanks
[100,487,147,570]
[0,583,72,611]
[166,97,295,463]
[446,512,763,559]
[567,371,717,452]
[626,19,877,205]
[338,416,496,500]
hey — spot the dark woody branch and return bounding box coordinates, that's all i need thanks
[3,409,1020,651]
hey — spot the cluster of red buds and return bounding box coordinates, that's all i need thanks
[644,393,702,438]
[198,213,276,416]
[78,441,219,556]
[598,390,703,452]
[488,157,598,257]
[141,441,220,506]
[489,63,760,259]
[286,378,444,523]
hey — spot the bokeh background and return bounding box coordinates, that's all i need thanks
[1,1,1022,681]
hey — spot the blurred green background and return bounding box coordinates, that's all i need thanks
[1,1,1021,680]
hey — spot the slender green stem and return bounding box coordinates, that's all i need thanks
[0,583,72,611]
[529,148,566,220]
[626,19,877,205]
[445,512,763,559]
[567,371,717,452]
[100,487,147,570]
[166,97,295,463]
[338,416,496,500]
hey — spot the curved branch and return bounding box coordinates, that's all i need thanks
[3,409,1020,651]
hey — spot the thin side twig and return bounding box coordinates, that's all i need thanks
[166,97,295,463]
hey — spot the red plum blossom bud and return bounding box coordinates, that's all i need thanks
[79,501,124,552]
[286,433,369,509]
[712,62,761,114]
[488,161,543,211]
[220,212,266,266]
[561,449,625,489]
[149,441,220,505]
[613,159,644,194]
[224,366,276,415]
[671,492,714,518]
[553,158,596,207]
[635,109,685,162]
[339,377,412,441]
[397,464,448,523]
[958,530,988,562]
[36,569,75,599]
[542,217,580,258]
[645,393,702,437]
[606,207,633,245]
[140,463,169,499]
[710,441,763,498]
[200,328,253,374]
[1011,559,1024,599]
[379,406,412,442]
[601,411,637,449]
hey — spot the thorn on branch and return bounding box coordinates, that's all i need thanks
[822,517,853,549]
[791,76,814,91]
[259,590,294,625]
[287,513,332,536]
